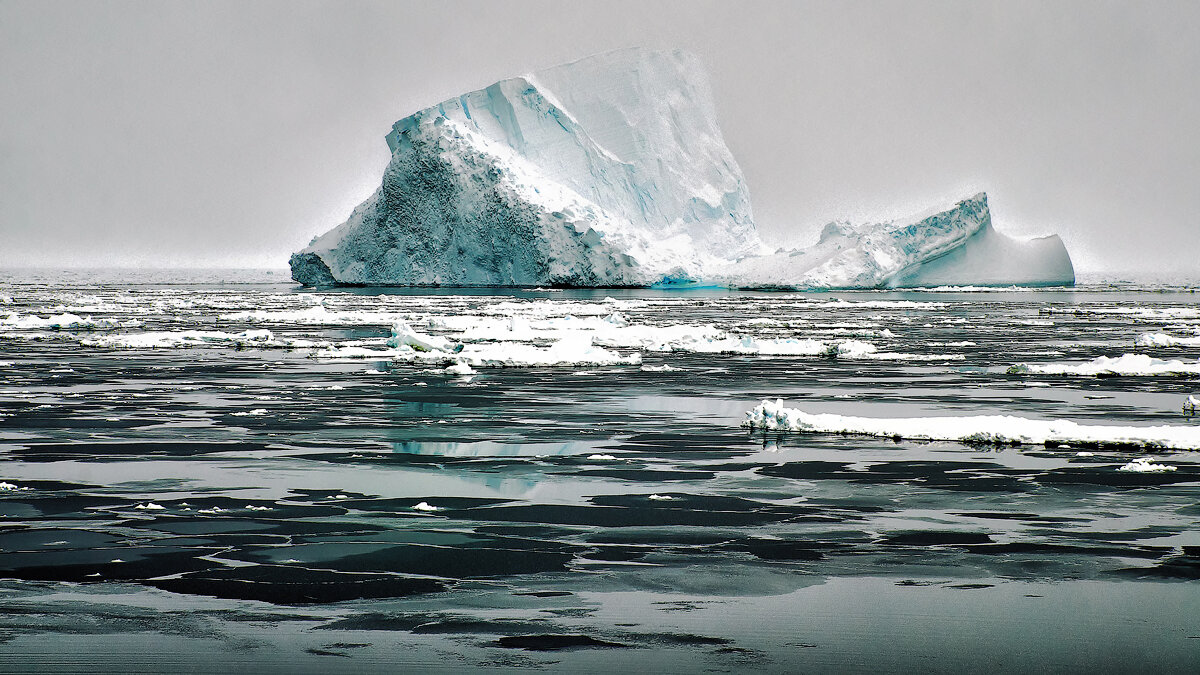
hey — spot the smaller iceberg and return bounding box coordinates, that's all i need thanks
[721,193,1074,288]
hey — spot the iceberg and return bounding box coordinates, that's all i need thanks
[724,193,1074,288]
[291,47,759,287]
[291,48,1074,289]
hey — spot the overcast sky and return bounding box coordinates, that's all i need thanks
[2,0,1197,275]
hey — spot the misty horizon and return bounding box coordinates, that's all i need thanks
[2,1,1198,277]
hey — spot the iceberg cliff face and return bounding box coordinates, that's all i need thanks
[291,49,1074,289]
[291,47,761,287]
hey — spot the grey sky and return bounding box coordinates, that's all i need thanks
[1,0,1197,275]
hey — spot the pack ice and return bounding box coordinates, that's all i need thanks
[290,48,1074,289]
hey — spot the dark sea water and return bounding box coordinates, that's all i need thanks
[1,269,1198,673]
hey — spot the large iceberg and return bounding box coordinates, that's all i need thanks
[291,48,1074,289]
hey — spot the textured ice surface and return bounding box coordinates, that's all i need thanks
[291,49,1073,289]
[744,398,1200,450]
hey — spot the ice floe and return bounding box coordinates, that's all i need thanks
[1008,354,1200,377]
[389,321,462,353]
[1136,331,1200,347]
[80,329,278,349]
[317,325,640,368]
[219,306,404,325]
[1117,457,1178,473]
[445,361,477,376]
[742,398,1200,449]
[1,312,141,330]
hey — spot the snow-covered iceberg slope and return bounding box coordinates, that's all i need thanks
[291,49,1074,288]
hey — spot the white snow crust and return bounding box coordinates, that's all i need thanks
[743,398,1200,450]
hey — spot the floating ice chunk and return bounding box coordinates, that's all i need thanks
[388,321,461,353]
[587,454,620,461]
[1117,457,1178,473]
[1009,354,1200,377]
[742,398,1200,449]
[80,329,276,349]
[134,502,165,510]
[461,334,640,368]
[1137,331,1200,347]
[0,312,134,331]
[815,299,949,310]
[445,361,477,376]
[412,501,440,511]
[244,505,273,511]
[0,481,31,491]
[220,306,403,325]
[231,408,268,417]
[640,364,681,372]
[197,507,225,514]
[648,494,674,501]
[827,339,964,362]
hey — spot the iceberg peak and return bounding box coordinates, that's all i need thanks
[291,47,759,287]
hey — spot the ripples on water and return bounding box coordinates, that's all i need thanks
[1,270,1198,672]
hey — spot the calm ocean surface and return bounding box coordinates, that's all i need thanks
[0,269,1198,673]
